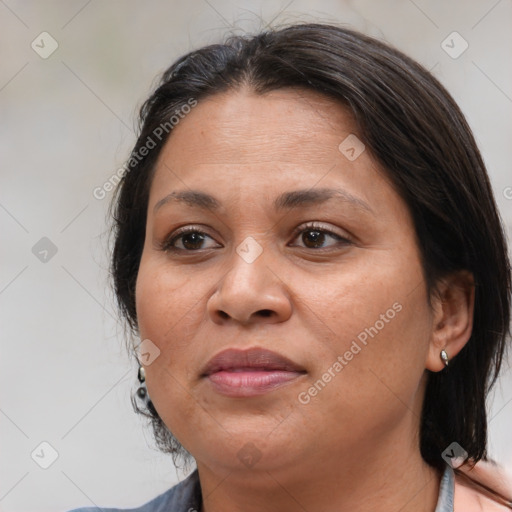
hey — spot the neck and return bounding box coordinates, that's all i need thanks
[196,430,442,512]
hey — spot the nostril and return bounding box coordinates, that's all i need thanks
[215,309,274,321]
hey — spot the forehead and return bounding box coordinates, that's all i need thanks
[155,86,360,168]
[147,87,401,221]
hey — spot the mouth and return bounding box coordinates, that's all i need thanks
[201,347,307,398]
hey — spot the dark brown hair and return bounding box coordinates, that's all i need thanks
[110,22,511,472]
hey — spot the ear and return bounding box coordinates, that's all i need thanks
[425,270,475,372]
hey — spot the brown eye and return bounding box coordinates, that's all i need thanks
[179,231,207,250]
[291,223,352,250]
[301,229,327,248]
[162,227,220,252]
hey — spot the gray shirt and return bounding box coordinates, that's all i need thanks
[68,463,454,512]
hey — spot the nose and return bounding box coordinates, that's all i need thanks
[206,245,293,326]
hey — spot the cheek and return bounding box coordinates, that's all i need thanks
[300,251,432,400]
[135,259,206,438]
[136,258,197,339]
[324,287,431,416]
[295,292,432,445]
[299,250,424,341]
[134,258,208,388]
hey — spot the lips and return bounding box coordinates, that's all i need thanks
[201,347,307,398]
[201,347,305,376]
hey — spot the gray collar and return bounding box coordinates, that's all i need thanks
[435,464,455,512]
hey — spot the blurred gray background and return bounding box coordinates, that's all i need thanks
[1,1,511,511]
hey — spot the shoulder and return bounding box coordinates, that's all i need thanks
[66,469,201,512]
[453,459,512,511]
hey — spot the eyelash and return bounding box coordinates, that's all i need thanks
[161,222,352,253]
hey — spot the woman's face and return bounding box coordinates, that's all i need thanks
[135,87,438,473]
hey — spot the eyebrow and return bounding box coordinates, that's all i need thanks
[153,187,374,215]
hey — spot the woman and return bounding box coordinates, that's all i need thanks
[69,22,512,511]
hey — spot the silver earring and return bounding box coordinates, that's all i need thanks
[137,366,147,400]
[440,349,449,367]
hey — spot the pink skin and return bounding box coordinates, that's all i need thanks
[135,86,474,512]
[207,369,304,397]
[202,347,308,397]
